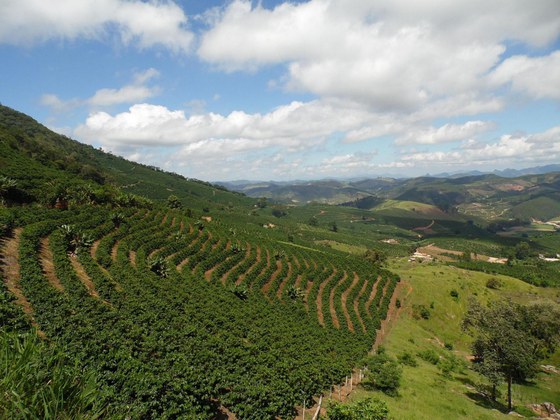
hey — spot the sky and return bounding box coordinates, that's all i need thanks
[1,0,559,181]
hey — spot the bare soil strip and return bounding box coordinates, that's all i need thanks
[90,238,101,259]
[222,242,250,285]
[170,217,176,227]
[293,274,303,289]
[261,259,283,294]
[0,228,39,326]
[276,260,293,299]
[205,240,232,281]
[39,237,64,292]
[316,268,337,326]
[341,272,360,332]
[160,213,168,226]
[69,256,100,298]
[111,240,120,262]
[236,244,261,285]
[129,250,137,268]
[353,277,369,333]
[365,275,382,319]
[176,232,209,272]
[329,271,348,329]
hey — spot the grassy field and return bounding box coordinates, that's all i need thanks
[346,260,560,419]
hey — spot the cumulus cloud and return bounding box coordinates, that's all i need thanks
[399,126,560,168]
[198,0,560,111]
[0,0,193,52]
[396,121,496,145]
[74,99,389,148]
[41,68,160,110]
[488,51,560,99]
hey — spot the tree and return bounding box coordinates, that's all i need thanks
[463,299,560,410]
[308,216,319,226]
[167,194,182,209]
[330,221,338,232]
[514,242,531,260]
[364,248,387,265]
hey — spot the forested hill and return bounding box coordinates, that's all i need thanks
[0,104,249,209]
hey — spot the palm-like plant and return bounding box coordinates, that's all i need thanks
[147,256,170,278]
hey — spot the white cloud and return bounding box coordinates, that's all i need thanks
[399,126,560,168]
[198,0,560,112]
[41,68,160,110]
[396,120,496,145]
[0,0,193,52]
[488,51,560,99]
[74,99,388,148]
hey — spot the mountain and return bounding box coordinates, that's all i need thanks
[224,170,560,221]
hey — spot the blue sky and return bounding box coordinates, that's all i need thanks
[1,0,559,181]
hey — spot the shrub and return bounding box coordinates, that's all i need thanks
[486,277,502,289]
[450,289,459,299]
[417,348,440,365]
[414,304,431,320]
[328,397,389,420]
[362,353,402,396]
[444,342,454,351]
[397,351,418,367]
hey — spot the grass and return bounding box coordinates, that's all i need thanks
[346,260,560,419]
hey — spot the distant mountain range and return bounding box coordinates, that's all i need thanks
[219,168,560,222]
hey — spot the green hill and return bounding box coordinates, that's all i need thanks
[1,105,559,419]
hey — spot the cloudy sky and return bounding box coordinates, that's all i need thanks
[1,0,559,181]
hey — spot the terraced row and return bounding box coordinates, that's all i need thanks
[1,206,400,419]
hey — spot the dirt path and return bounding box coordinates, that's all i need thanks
[205,241,232,281]
[329,271,348,329]
[365,275,382,319]
[276,260,293,299]
[176,232,209,272]
[160,213,168,226]
[111,240,120,262]
[353,277,369,333]
[0,228,38,323]
[373,281,412,350]
[294,274,303,289]
[341,272,360,333]
[90,238,101,259]
[170,217,176,227]
[39,237,64,292]
[179,220,185,232]
[236,245,261,285]
[129,250,137,268]
[221,242,250,285]
[69,256,100,298]
[262,259,282,294]
[316,267,337,326]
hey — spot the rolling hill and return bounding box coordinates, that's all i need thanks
[1,104,559,419]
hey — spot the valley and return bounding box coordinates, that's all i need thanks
[1,105,559,419]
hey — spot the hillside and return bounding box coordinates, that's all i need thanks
[1,105,559,419]
[0,105,400,418]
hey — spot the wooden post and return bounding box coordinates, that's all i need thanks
[338,384,341,400]
[312,395,323,420]
[302,399,306,420]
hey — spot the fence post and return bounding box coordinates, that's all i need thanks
[312,395,323,420]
